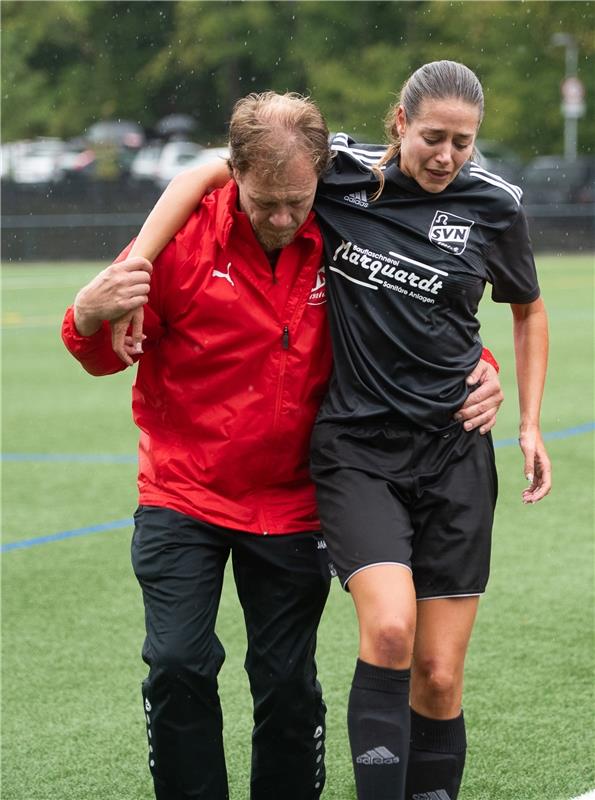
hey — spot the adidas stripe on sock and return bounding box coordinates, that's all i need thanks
[348,659,411,799]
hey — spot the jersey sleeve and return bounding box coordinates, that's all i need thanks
[486,207,540,304]
[320,133,387,188]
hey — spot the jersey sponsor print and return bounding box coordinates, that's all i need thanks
[329,239,446,305]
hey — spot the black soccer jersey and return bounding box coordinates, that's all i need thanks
[312,133,540,431]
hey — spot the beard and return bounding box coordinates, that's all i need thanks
[255,226,297,252]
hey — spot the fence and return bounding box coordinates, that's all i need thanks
[1,178,594,261]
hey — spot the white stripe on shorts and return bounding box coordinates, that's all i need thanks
[418,592,483,601]
[343,561,412,589]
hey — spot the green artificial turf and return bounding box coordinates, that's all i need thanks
[1,256,593,799]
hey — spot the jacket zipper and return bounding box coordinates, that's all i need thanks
[273,323,291,427]
[259,325,291,534]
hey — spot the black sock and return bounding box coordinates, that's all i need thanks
[405,708,467,800]
[348,659,411,800]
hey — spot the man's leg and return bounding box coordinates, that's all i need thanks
[232,530,331,800]
[131,506,230,800]
[405,597,479,800]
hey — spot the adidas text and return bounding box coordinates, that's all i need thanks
[356,746,400,765]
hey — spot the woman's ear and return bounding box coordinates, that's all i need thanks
[396,105,407,138]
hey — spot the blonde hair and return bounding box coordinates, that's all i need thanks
[229,91,331,179]
[372,61,484,196]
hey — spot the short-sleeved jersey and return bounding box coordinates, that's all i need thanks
[313,133,540,431]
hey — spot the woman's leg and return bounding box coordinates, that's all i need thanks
[405,596,479,800]
[347,564,417,800]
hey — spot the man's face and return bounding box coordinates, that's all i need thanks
[234,153,318,252]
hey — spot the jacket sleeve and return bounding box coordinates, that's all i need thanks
[480,346,499,373]
[61,307,131,376]
[61,240,168,377]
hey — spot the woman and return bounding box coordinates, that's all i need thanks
[117,62,550,800]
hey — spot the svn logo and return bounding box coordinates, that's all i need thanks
[429,211,474,255]
[308,267,327,305]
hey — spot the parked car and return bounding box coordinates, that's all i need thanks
[185,146,230,170]
[520,155,595,206]
[0,141,25,181]
[55,141,96,181]
[85,120,145,149]
[474,139,523,184]
[154,141,204,188]
[130,143,164,181]
[83,120,145,178]
[10,138,66,184]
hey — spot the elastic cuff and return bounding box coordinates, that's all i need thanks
[480,346,500,373]
[352,659,410,694]
[410,708,467,753]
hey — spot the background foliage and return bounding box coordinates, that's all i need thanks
[2,0,593,159]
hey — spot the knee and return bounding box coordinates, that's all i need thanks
[147,639,222,684]
[251,672,322,728]
[253,672,314,707]
[363,618,415,667]
[413,657,462,710]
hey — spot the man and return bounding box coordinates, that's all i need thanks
[62,92,502,800]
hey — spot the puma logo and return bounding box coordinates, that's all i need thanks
[212,262,234,286]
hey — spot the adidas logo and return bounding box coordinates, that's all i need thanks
[355,746,399,765]
[344,189,369,208]
[412,791,452,800]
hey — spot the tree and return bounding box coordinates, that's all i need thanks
[2,1,593,158]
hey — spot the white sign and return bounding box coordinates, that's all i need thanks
[561,76,586,118]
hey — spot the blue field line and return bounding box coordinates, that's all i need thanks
[2,421,593,554]
[493,420,595,448]
[1,518,134,552]
[2,422,593,464]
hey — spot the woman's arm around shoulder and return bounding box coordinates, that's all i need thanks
[112,159,232,363]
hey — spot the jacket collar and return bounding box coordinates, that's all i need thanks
[215,179,319,251]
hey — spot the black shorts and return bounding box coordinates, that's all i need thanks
[310,420,498,599]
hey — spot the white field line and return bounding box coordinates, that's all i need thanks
[2,314,62,328]
[2,278,92,290]
[571,792,595,800]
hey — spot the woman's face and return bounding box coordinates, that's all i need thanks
[396,97,481,193]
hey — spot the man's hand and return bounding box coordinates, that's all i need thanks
[73,257,152,338]
[454,359,504,434]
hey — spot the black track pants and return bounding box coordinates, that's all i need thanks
[131,505,331,800]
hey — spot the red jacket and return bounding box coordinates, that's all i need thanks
[62,181,333,534]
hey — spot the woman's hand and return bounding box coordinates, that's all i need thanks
[519,426,552,504]
[111,308,144,366]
